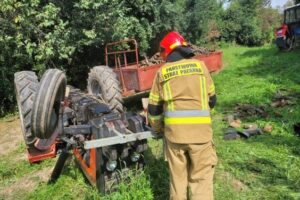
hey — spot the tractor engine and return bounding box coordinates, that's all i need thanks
[14,68,156,195]
[61,89,148,186]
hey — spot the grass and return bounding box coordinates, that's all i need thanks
[212,45,300,200]
[1,45,300,199]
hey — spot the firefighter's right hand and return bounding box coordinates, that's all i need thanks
[152,131,163,140]
[144,125,163,139]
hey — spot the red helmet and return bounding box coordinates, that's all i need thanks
[160,31,187,57]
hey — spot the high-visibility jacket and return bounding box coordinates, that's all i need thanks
[148,58,215,144]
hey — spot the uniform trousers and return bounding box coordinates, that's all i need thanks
[166,139,218,200]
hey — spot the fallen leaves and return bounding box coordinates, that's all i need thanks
[223,114,271,141]
[234,104,267,118]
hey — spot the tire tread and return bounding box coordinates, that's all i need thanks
[14,71,38,146]
[87,66,123,113]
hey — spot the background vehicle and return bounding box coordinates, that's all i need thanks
[275,4,300,51]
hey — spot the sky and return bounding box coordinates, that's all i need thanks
[224,0,290,10]
[271,0,289,8]
[224,0,290,9]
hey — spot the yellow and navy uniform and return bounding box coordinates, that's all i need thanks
[148,58,215,144]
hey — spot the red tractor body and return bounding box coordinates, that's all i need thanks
[275,24,289,38]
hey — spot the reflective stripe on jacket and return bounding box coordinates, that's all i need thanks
[148,59,215,143]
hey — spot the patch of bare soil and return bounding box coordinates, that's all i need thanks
[271,89,299,108]
[0,167,53,200]
[218,171,247,192]
[0,117,54,199]
[0,117,23,156]
[234,104,267,118]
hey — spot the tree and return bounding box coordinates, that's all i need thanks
[284,0,295,8]
[0,0,223,116]
[220,0,281,45]
[258,7,282,43]
[220,0,263,45]
[0,0,159,115]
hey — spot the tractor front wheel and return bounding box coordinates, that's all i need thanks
[284,36,295,52]
[31,69,66,139]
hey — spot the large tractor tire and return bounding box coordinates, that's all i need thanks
[281,36,295,52]
[14,71,39,146]
[31,69,66,139]
[87,66,123,113]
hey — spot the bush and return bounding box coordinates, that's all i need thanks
[220,1,263,46]
[220,0,281,46]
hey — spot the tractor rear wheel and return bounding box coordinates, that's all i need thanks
[14,71,39,146]
[285,36,295,52]
[31,69,66,139]
[87,66,123,113]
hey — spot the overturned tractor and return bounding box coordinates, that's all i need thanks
[14,39,222,193]
[14,68,156,194]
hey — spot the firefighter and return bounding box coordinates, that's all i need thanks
[148,31,218,200]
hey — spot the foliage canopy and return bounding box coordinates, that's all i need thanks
[0,0,282,116]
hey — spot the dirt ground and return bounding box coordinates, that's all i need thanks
[0,167,52,200]
[0,116,53,200]
[0,116,23,156]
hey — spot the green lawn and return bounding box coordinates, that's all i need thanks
[1,45,300,200]
[213,45,300,200]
